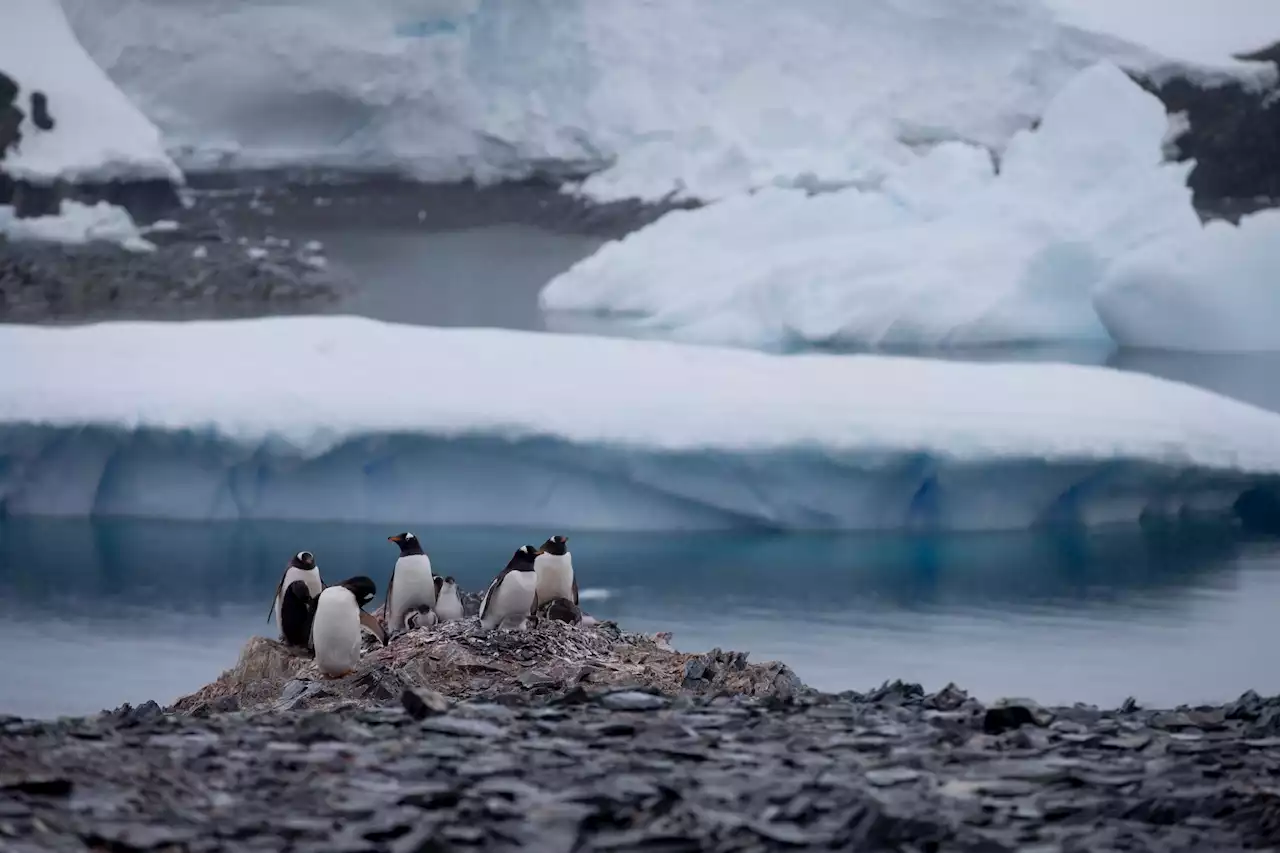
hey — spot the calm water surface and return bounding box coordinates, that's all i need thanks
[2,518,1277,719]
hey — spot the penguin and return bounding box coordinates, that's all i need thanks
[385,532,436,632]
[279,580,317,648]
[268,551,323,640]
[434,576,464,622]
[531,535,578,612]
[403,607,438,631]
[312,576,383,678]
[479,546,539,630]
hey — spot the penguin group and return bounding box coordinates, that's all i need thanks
[266,533,580,678]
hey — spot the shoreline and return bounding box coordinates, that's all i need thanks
[2,620,1279,850]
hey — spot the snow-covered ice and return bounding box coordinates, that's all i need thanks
[0,0,181,185]
[1095,208,1280,352]
[541,63,1280,354]
[0,200,155,252]
[1,316,1278,531]
[54,0,1194,203]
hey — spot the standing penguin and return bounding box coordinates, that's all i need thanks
[434,576,464,622]
[385,532,436,632]
[279,580,318,648]
[479,546,539,630]
[531,535,578,611]
[313,576,384,678]
[268,551,323,640]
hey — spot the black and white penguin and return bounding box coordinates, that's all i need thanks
[385,532,436,632]
[434,576,464,622]
[268,551,323,640]
[479,546,539,630]
[279,580,317,648]
[532,535,577,611]
[313,576,383,678]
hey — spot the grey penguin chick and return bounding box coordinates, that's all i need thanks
[479,546,539,630]
[434,576,464,622]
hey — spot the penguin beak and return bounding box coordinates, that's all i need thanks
[388,535,401,543]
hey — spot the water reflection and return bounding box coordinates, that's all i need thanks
[1,518,1278,718]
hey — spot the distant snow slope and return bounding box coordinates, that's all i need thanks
[2,316,1278,530]
[0,0,180,185]
[1046,0,1280,67]
[541,63,1280,353]
[56,0,1193,203]
[0,199,154,251]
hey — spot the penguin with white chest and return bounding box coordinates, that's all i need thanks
[531,535,577,611]
[268,551,322,640]
[434,576,464,622]
[385,532,436,633]
[313,576,385,678]
[479,546,539,630]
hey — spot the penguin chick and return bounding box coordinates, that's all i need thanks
[403,606,439,631]
[269,551,322,640]
[479,546,539,630]
[531,534,577,613]
[434,576,464,622]
[313,576,379,678]
[384,532,436,634]
[279,580,317,648]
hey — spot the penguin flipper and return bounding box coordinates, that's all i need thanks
[359,610,387,646]
[384,571,395,625]
[572,577,579,606]
[479,569,507,621]
[267,570,287,622]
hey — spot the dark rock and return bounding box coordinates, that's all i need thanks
[982,701,1048,735]
[401,687,452,720]
[28,91,52,132]
[0,775,72,797]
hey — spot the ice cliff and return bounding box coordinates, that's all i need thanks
[2,317,1279,531]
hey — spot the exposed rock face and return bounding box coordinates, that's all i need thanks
[4,681,1280,851]
[1137,47,1280,214]
[173,620,803,716]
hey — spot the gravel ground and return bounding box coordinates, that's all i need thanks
[2,682,1279,852]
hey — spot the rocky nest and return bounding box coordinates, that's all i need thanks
[173,619,803,717]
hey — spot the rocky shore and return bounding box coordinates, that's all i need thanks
[2,617,1280,852]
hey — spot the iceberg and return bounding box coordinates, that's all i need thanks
[55,0,1192,203]
[540,63,1280,354]
[0,0,180,185]
[1,316,1278,531]
[0,199,155,251]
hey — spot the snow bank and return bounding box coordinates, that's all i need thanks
[2,316,1278,531]
[0,200,154,251]
[542,63,1217,351]
[57,0,1182,203]
[1095,208,1280,352]
[0,0,180,185]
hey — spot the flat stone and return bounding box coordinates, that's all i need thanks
[864,767,922,787]
[600,691,669,712]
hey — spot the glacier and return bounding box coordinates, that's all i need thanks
[540,63,1280,354]
[0,0,180,185]
[1,316,1279,531]
[53,0,1251,204]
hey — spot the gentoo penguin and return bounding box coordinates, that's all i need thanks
[279,580,317,648]
[403,607,438,631]
[269,551,323,639]
[531,535,577,611]
[385,532,436,632]
[479,546,539,630]
[434,576,464,622]
[313,576,384,678]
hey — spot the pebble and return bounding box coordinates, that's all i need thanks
[600,691,669,712]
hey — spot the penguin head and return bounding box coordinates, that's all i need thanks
[337,576,378,608]
[540,535,569,556]
[283,579,314,603]
[507,545,540,570]
[388,532,426,557]
[443,575,457,586]
[289,551,317,571]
